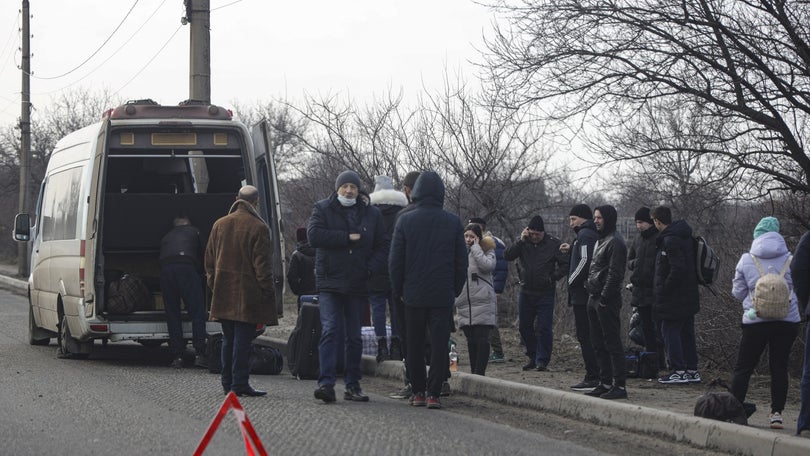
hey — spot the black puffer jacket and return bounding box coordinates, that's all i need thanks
[628,225,659,308]
[653,220,700,320]
[389,171,468,308]
[307,193,388,296]
[504,233,568,296]
[586,206,627,306]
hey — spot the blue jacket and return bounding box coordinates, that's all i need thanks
[487,233,509,294]
[653,220,700,320]
[389,171,468,308]
[732,231,801,324]
[307,193,388,296]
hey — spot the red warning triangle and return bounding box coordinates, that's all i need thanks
[194,391,268,456]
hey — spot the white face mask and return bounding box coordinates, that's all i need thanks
[337,195,357,207]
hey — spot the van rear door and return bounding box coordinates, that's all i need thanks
[250,122,285,318]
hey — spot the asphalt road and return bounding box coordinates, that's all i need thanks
[0,287,621,456]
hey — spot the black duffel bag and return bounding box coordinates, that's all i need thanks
[207,335,283,375]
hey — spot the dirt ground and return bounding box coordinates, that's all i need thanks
[267,299,806,437]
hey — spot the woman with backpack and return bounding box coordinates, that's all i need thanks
[730,216,801,429]
[454,223,497,376]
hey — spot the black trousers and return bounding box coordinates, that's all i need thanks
[730,321,799,413]
[573,304,599,382]
[587,299,626,387]
[405,306,450,397]
[392,294,409,384]
[462,325,492,375]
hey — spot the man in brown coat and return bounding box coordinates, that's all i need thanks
[205,185,277,397]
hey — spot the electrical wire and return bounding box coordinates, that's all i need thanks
[212,0,243,12]
[31,0,169,96]
[114,24,183,96]
[29,0,140,80]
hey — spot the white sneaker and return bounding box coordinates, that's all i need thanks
[769,412,784,429]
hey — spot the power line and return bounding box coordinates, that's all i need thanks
[114,24,183,96]
[31,0,169,96]
[212,0,243,12]
[0,11,21,84]
[29,0,140,80]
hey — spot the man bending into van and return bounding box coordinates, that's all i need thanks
[159,214,207,368]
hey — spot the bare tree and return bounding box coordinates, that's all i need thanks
[484,0,810,194]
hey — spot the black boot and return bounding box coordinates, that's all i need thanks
[376,337,389,363]
[389,337,402,360]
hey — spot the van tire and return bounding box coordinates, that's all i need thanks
[28,304,51,346]
[57,314,91,359]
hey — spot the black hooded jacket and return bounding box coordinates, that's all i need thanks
[389,171,468,308]
[586,205,627,305]
[628,224,659,307]
[653,219,700,320]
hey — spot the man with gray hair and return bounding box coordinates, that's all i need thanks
[206,185,278,397]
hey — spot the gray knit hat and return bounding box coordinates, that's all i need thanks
[335,170,362,190]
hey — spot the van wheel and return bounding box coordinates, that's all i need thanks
[28,304,51,346]
[57,314,91,359]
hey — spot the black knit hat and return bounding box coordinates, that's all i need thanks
[335,170,362,190]
[528,215,545,232]
[569,204,592,220]
[634,207,653,224]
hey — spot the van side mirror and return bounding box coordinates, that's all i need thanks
[13,213,31,242]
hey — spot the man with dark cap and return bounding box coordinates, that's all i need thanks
[504,215,569,371]
[651,206,701,385]
[627,207,661,360]
[286,227,317,310]
[468,216,509,363]
[308,170,388,403]
[584,205,628,400]
[389,171,468,409]
[559,204,600,390]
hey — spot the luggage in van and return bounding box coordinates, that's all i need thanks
[106,273,153,314]
[287,300,321,380]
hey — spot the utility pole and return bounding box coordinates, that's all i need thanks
[18,0,31,277]
[187,0,210,103]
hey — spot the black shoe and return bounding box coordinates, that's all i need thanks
[389,338,402,360]
[440,381,451,397]
[194,354,208,369]
[376,338,389,363]
[584,384,611,397]
[170,356,184,368]
[600,386,627,400]
[344,385,370,402]
[389,384,412,399]
[535,363,547,372]
[522,361,537,371]
[232,386,267,397]
[570,380,600,391]
[314,385,336,403]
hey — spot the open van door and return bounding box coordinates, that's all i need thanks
[251,121,286,319]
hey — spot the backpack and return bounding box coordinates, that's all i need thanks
[693,236,719,286]
[694,379,754,425]
[750,254,792,319]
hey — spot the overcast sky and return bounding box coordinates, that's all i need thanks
[0,0,496,127]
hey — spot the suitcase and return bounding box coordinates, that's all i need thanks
[287,300,322,380]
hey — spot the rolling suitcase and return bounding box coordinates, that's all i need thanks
[287,298,321,380]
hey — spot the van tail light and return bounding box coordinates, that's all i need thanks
[79,240,86,295]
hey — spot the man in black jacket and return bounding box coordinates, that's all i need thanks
[627,207,661,357]
[584,205,628,400]
[308,170,388,403]
[286,227,316,309]
[504,215,568,372]
[651,206,701,385]
[792,230,810,435]
[389,171,468,409]
[560,204,600,390]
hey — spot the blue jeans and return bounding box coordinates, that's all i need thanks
[318,291,364,388]
[159,262,206,356]
[660,316,698,371]
[518,292,555,366]
[798,321,810,435]
[369,292,398,339]
[220,320,255,391]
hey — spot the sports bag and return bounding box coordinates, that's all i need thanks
[694,379,754,425]
[249,344,284,375]
[107,274,152,314]
[750,254,792,319]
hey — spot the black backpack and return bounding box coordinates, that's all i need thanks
[693,236,719,286]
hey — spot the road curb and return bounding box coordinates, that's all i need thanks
[263,335,810,456]
[0,274,26,293]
